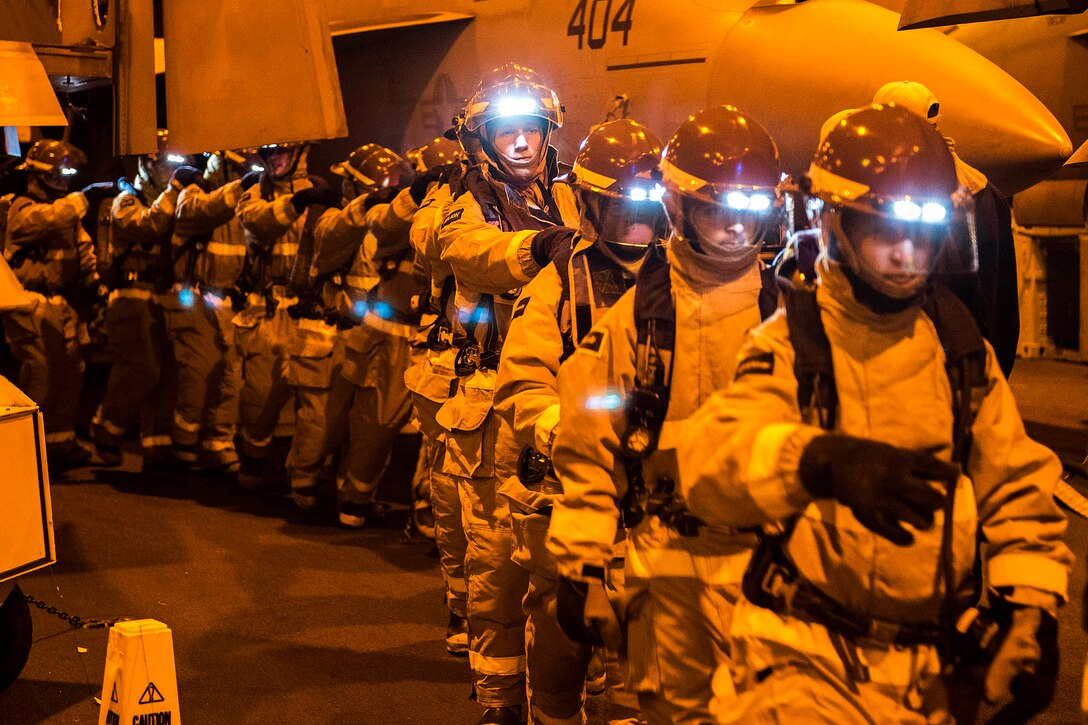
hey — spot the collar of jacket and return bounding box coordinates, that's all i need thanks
[665,234,761,295]
[816,256,922,336]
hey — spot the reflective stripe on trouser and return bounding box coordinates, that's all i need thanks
[713,600,951,725]
[458,456,530,705]
[624,518,753,725]
[234,305,294,459]
[338,328,414,507]
[1,295,84,438]
[96,295,177,454]
[514,505,639,723]
[164,293,240,464]
[286,340,353,492]
[431,458,469,617]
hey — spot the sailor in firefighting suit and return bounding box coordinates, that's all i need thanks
[166,150,254,471]
[546,106,783,724]
[407,137,473,657]
[872,80,1020,378]
[93,129,189,467]
[288,144,416,524]
[233,142,317,489]
[389,138,467,538]
[408,63,580,724]
[2,139,108,465]
[493,118,667,725]
[675,104,1071,724]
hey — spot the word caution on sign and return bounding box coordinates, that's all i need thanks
[97,619,181,725]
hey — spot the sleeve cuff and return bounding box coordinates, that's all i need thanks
[510,230,541,283]
[548,506,618,579]
[988,552,1069,603]
[534,404,561,457]
[66,191,90,218]
[746,423,820,519]
[273,195,298,226]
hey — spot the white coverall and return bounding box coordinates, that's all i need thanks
[413,165,578,708]
[494,234,641,724]
[547,238,764,724]
[676,260,1072,724]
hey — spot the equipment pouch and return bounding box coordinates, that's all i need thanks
[404,347,459,441]
[435,367,497,479]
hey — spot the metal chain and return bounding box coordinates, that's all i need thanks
[22,593,128,630]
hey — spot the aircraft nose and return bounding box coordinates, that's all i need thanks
[707,0,1070,194]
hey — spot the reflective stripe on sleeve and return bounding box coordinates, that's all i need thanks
[363,311,414,338]
[110,287,153,301]
[987,552,1069,602]
[205,242,245,257]
[173,412,202,433]
[140,435,173,449]
[272,242,299,257]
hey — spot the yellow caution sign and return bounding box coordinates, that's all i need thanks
[97,620,181,725]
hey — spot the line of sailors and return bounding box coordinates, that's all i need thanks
[1,62,1071,725]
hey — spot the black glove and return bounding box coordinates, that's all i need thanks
[982,606,1058,722]
[798,433,957,546]
[240,170,262,191]
[556,575,623,649]
[80,181,117,208]
[530,226,577,267]
[290,180,341,214]
[362,186,400,211]
[117,177,137,196]
[170,165,206,190]
[409,166,444,205]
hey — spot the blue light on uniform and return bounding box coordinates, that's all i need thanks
[372,301,392,319]
[251,164,265,173]
[60,167,78,176]
[166,154,187,165]
[585,393,623,411]
[353,300,368,318]
[178,287,196,309]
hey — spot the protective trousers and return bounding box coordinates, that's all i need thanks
[163,290,240,469]
[234,296,295,465]
[713,601,952,725]
[506,482,639,724]
[430,448,469,618]
[624,518,752,725]
[339,325,413,509]
[286,321,352,499]
[1,294,84,450]
[95,290,178,463]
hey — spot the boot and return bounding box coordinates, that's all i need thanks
[477,706,521,725]
[337,500,388,529]
[445,610,469,657]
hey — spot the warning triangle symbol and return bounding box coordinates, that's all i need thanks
[138,682,166,705]
[110,682,118,703]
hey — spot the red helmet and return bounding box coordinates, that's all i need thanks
[808,104,975,300]
[571,119,664,200]
[415,136,466,173]
[19,139,86,174]
[461,63,563,135]
[809,103,961,221]
[661,105,780,207]
[331,144,415,191]
[569,119,668,250]
[661,106,782,258]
